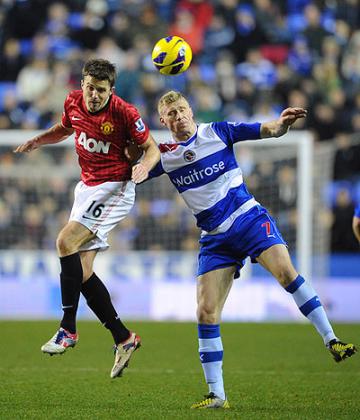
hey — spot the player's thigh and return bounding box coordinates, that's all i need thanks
[197,266,236,313]
[80,249,98,282]
[57,221,96,256]
[256,244,298,287]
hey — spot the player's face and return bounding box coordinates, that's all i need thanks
[159,98,197,141]
[81,75,113,113]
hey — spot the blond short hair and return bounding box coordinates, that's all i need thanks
[157,90,188,115]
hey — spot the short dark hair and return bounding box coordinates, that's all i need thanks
[82,59,116,87]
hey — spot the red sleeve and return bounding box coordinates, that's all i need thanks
[61,94,73,129]
[123,103,150,146]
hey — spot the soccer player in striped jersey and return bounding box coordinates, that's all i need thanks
[352,204,360,243]
[146,90,357,409]
[14,59,160,378]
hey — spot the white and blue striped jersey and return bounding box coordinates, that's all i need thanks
[149,121,262,234]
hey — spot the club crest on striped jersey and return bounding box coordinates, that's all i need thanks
[183,150,196,162]
[100,121,114,135]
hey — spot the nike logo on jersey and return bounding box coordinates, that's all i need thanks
[82,215,101,221]
[72,116,81,120]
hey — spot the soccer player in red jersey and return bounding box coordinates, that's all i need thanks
[14,59,160,378]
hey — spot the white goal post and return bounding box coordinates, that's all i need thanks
[243,132,314,280]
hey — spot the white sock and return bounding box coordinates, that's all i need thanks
[198,324,226,400]
[285,275,337,345]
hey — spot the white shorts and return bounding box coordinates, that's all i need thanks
[69,180,135,251]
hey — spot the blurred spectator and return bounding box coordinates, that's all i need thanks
[231,4,267,62]
[331,188,358,252]
[175,0,213,31]
[0,199,18,248]
[193,85,223,123]
[5,0,47,39]
[115,50,141,103]
[215,0,238,28]
[215,52,237,104]
[333,133,360,181]
[327,88,349,133]
[301,4,332,57]
[311,102,340,142]
[44,2,70,38]
[236,48,277,90]
[169,9,204,55]
[335,0,360,31]
[47,61,73,113]
[254,0,290,44]
[133,199,163,250]
[249,97,279,123]
[287,36,313,77]
[341,30,360,84]
[203,14,235,63]
[0,38,26,81]
[107,11,133,51]
[96,36,126,71]
[71,0,108,50]
[16,58,52,104]
[277,165,297,210]
[132,4,167,47]
[0,92,23,129]
[31,33,51,61]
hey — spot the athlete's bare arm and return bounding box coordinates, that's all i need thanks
[352,216,360,243]
[260,107,307,139]
[131,133,160,184]
[14,123,74,153]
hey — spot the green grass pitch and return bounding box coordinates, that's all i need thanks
[0,321,359,419]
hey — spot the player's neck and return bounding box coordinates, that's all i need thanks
[174,125,197,143]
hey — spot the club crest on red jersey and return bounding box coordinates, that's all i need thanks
[101,121,114,135]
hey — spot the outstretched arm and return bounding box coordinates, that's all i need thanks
[260,107,307,139]
[131,133,160,183]
[14,123,74,153]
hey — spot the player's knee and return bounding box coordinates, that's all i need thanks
[56,233,76,256]
[275,265,296,287]
[197,303,219,324]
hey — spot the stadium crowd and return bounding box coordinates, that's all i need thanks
[0,0,359,252]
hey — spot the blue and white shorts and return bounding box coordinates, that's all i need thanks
[198,205,286,278]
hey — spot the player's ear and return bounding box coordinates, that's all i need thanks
[159,116,166,127]
[110,86,115,95]
[80,79,84,88]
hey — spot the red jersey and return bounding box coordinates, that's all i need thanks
[61,90,149,185]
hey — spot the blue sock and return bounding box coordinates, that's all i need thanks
[286,275,337,345]
[198,324,225,400]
